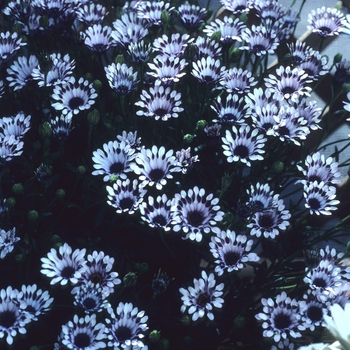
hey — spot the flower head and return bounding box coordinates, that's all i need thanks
[0,31,26,66]
[178,2,208,30]
[191,57,225,85]
[82,24,116,53]
[0,227,20,259]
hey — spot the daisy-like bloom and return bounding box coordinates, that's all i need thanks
[50,114,73,140]
[0,227,20,259]
[308,7,347,38]
[191,57,225,85]
[111,13,149,49]
[139,194,173,231]
[219,0,253,14]
[0,112,31,139]
[51,77,98,118]
[131,145,181,190]
[287,41,315,65]
[18,284,53,321]
[247,201,291,239]
[203,16,246,44]
[3,0,31,23]
[153,33,193,58]
[209,230,259,276]
[178,2,208,30]
[147,55,188,86]
[0,31,26,66]
[127,41,152,64]
[211,94,248,125]
[73,250,121,296]
[324,303,350,350]
[0,286,33,345]
[0,135,24,161]
[296,152,341,187]
[204,124,222,146]
[254,0,287,22]
[106,178,147,214]
[73,281,110,314]
[105,302,148,348]
[6,55,38,91]
[92,141,137,182]
[60,314,107,350]
[303,182,340,216]
[135,85,183,121]
[76,3,108,25]
[193,36,222,59]
[295,99,322,131]
[240,25,279,56]
[255,291,306,343]
[40,242,87,285]
[152,269,172,295]
[245,87,275,116]
[298,52,329,81]
[31,0,71,17]
[34,163,53,185]
[175,147,199,174]
[171,186,224,242]
[105,63,138,95]
[220,68,257,94]
[116,131,142,151]
[82,24,117,53]
[31,53,75,87]
[264,66,312,103]
[304,259,343,293]
[246,182,279,213]
[334,59,350,87]
[179,270,224,321]
[136,1,174,27]
[221,125,266,167]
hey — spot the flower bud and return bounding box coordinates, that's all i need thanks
[196,120,207,130]
[12,183,24,194]
[28,210,39,222]
[84,72,93,81]
[135,262,148,273]
[272,161,284,173]
[87,109,100,126]
[5,197,16,209]
[211,30,222,42]
[333,53,343,64]
[149,330,161,343]
[123,272,137,287]
[15,254,25,263]
[76,166,86,175]
[39,121,52,138]
[160,9,170,25]
[115,54,124,65]
[159,338,169,350]
[342,83,350,93]
[93,80,102,91]
[55,189,65,199]
[181,315,191,326]
[32,141,41,151]
[183,134,194,143]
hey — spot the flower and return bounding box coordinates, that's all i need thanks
[178,2,207,30]
[298,52,329,81]
[105,302,148,348]
[308,7,347,38]
[220,67,257,94]
[209,230,259,276]
[127,41,152,64]
[324,303,350,350]
[221,125,266,167]
[105,62,138,95]
[303,182,340,216]
[32,0,71,17]
[0,31,26,66]
[175,147,199,174]
[0,227,20,259]
[92,140,137,182]
[116,130,142,151]
[60,314,107,350]
[193,36,222,59]
[191,56,225,85]
[0,112,31,139]
[153,33,193,58]
[82,24,117,53]
[0,286,33,345]
[40,242,87,285]
[106,178,147,214]
[255,291,306,343]
[135,85,183,121]
[51,77,98,118]
[287,40,315,64]
[6,55,38,91]
[0,135,24,161]
[179,270,224,321]
[136,1,174,27]
[76,3,108,25]
[171,186,224,242]
[220,0,253,14]
[50,114,73,140]
[152,269,172,295]
[139,194,173,231]
[246,182,278,213]
[131,145,181,190]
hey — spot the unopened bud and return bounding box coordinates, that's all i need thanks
[196,120,207,130]
[93,80,102,91]
[181,315,191,326]
[39,121,52,138]
[115,54,124,65]
[76,166,86,175]
[55,189,65,199]
[87,109,100,126]
[123,272,137,287]
[210,30,222,42]
[183,134,194,143]
[28,210,39,222]
[12,183,24,194]
[334,53,343,64]
[161,9,170,25]
[5,197,16,209]
[159,338,169,350]
[149,330,161,343]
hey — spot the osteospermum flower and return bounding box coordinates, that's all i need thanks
[6,55,38,91]
[220,67,257,94]
[308,7,347,38]
[153,33,193,58]
[51,77,98,118]
[60,314,107,350]
[135,85,183,121]
[105,62,138,95]
[297,152,341,187]
[255,291,306,343]
[105,302,148,348]
[3,0,31,23]
[0,112,31,139]
[191,56,225,85]
[303,182,340,215]
[171,186,224,242]
[179,270,224,321]
[116,130,142,151]
[0,227,20,259]
[50,114,73,140]
[221,125,266,167]
[287,40,315,64]
[209,230,259,276]
[265,66,312,103]
[31,0,71,17]
[246,182,279,213]
[175,147,199,174]
[82,24,117,53]
[0,286,33,345]
[76,3,108,25]
[0,31,26,65]
[106,178,147,214]
[220,0,253,14]
[193,36,222,59]
[127,41,152,64]
[40,242,87,285]
[0,135,24,161]
[295,99,322,130]
[136,1,174,26]
[178,2,208,30]
[254,0,287,22]
[298,52,329,81]
[131,145,181,189]
[139,194,173,231]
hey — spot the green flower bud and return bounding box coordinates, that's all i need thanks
[15,254,25,263]
[159,338,169,350]
[183,134,194,143]
[115,54,124,65]
[233,315,246,329]
[169,9,179,26]
[39,121,52,138]
[123,272,137,287]
[84,72,93,81]
[5,197,16,209]
[333,53,343,64]
[135,262,148,273]
[210,30,222,43]
[229,47,242,63]
[55,189,65,199]
[160,9,170,25]
[28,210,39,221]
[12,183,24,194]
[87,109,100,126]
[32,140,41,151]
[221,172,232,193]
[196,120,207,130]
[51,234,62,243]
[115,115,124,124]
[343,83,350,93]
[93,79,102,91]
[39,15,50,28]
[54,242,63,250]
[181,315,191,326]
[76,166,86,175]
[149,330,161,343]
[272,161,284,173]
